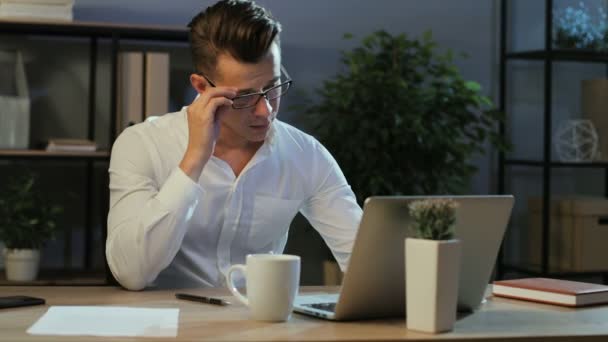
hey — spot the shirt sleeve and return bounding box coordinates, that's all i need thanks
[106,128,203,291]
[299,140,362,272]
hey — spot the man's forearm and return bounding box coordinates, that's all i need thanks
[107,168,202,290]
[106,204,190,290]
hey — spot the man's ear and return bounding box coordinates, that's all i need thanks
[190,73,207,94]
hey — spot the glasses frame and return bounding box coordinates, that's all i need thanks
[199,65,293,109]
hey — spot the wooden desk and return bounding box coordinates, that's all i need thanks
[1,286,608,341]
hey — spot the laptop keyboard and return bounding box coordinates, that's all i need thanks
[302,302,336,313]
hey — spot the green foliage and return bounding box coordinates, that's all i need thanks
[0,173,62,249]
[553,3,608,51]
[408,199,458,240]
[301,30,509,203]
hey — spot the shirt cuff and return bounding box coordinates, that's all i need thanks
[155,167,203,213]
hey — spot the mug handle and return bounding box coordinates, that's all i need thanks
[227,264,249,307]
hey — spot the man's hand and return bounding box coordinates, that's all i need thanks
[179,87,236,181]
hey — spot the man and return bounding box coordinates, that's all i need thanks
[106,0,362,290]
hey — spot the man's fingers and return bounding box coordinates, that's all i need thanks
[207,97,233,114]
[198,87,238,106]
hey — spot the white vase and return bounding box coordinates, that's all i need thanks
[3,248,40,281]
[405,238,461,334]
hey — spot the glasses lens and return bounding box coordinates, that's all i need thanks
[231,81,292,109]
[266,82,291,100]
[232,95,259,109]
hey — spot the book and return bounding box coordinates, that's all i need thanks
[0,1,73,21]
[116,51,170,134]
[143,52,170,118]
[46,138,97,152]
[116,51,144,134]
[493,277,608,307]
[0,1,74,5]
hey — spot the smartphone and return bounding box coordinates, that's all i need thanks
[0,295,45,309]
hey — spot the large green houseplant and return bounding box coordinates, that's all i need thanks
[302,30,508,203]
[0,173,62,281]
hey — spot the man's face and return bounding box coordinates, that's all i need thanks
[208,43,282,145]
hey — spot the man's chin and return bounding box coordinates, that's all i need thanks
[247,124,271,141]
[248,133,269,143]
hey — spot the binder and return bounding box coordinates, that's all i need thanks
[144,52,170,119]
[116,51,170,135]
[116,51,143,134]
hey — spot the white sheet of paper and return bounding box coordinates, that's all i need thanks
[27,306,179,337]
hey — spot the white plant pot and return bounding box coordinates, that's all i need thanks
[405,238,461,334]
[3,248,40,281]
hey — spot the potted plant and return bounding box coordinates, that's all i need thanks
[0,173,62,281]
[298,30,508,282]
[301,30,508,203]
[553,2,607,51]
[405,198,461,333]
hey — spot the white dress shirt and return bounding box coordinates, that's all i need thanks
[106,107,362,290]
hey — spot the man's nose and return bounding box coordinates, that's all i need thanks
[254,95,273,117]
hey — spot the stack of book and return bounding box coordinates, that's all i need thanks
[493,277,608,307]
[116,51,170,134]
[46,138,97,152]
[0,0,74,22]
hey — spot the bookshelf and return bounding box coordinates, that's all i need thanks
[0,19,188,285]
[497,0,608,284]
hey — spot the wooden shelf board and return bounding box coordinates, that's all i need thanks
[0,18,186,31]
[0,269,107,286]
[0,149,110,158]
[0,18,188,41]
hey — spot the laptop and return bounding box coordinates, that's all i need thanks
[293,195,514,321]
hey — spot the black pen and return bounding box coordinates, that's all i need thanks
[175,293,231,306]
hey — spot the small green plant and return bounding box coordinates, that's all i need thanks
[408,199,458,240]
[0,173,62,249]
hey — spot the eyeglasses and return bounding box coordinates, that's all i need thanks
[199,65,293,109]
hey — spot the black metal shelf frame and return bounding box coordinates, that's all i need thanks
[503,264,608,283]
[497,0,608,283]
[507,50,608,63]
[505,159,608,168]
[0,20,189,284]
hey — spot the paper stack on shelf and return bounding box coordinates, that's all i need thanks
[46,138,97,152]
[0,0,74,22]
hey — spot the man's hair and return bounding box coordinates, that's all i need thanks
[188,0,282,78]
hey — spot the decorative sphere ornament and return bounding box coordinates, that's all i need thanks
[554,119,599,162]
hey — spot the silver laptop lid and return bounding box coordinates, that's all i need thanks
[333,195,514,320]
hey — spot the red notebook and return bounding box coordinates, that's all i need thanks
[492,278,608,307]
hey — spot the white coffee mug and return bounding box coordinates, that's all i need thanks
[227,254,300,321]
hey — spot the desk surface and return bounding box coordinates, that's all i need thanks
[1,286,608,342]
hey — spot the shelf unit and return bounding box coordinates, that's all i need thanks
[0,19,189,284]
[497,0,608,283]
